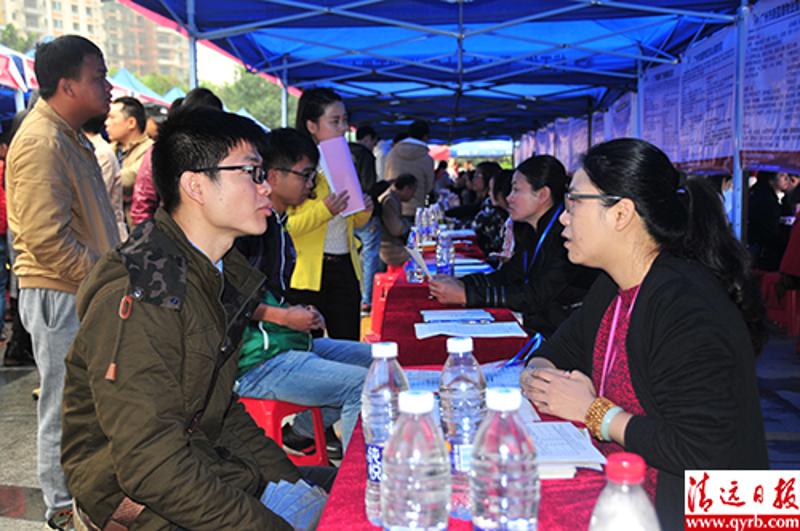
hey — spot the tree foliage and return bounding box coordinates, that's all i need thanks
[203,67,298,129]
[140,72,187,96]
[0,24,38,54]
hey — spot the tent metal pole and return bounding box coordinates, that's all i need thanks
[635,57,643,138]
[14,89,24,112]
[187,0,198,89]
[281,57,289,127]
[570,0,735,22]
[732,0,748,241]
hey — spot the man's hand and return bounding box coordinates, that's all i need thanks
[428,275,467,305]
[323,191,349,216]
[284,305,325,332]
[362,194,374,214]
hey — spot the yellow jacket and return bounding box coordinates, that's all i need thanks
[287,175,371,291]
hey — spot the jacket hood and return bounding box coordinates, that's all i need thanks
[391,140,430,161]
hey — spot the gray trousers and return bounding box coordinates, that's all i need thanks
[19,288,78,519]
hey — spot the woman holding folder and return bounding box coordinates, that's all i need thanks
[521,139,768,530]
[286,88,372,340]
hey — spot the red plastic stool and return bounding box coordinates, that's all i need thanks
[239,398,329,466]
[370,271,401,338]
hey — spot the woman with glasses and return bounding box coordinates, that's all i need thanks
[521,139,768,530]
[429,154,597,338]
[286,88,373,340]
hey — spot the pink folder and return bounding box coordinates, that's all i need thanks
[318,136,366,217]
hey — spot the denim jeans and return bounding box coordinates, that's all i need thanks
[355,216,382,307]
[236,338,372,450]
[19,288,79,519]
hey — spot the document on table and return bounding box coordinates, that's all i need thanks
[420,309,494,323]
[414,321,527,339]
[442,228,476,239]
[454,257,485,265]
[261,479,327,530]
[528,422,606,478]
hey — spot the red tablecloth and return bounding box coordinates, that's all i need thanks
[368,273,530,366]
[317,421,606,531]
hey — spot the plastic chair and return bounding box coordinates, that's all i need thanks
[239,397,329,466]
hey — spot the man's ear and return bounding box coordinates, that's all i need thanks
[612,197,637,231]
[59,77,75,99]
[179,171,205,206]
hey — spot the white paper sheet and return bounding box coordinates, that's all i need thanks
[414,321,527,339]
[528,422,606,467]
[420,309,494,323]
[405,246,433,279]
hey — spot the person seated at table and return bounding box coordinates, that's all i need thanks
[520,138,768,531]
[473,167,512,260]
[446,161,500,225]
[379,173,417,272]
[429,155,598,337]
[235,127,372,455]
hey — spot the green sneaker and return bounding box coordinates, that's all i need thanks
[45,507,74,531]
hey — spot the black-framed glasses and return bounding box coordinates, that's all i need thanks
[275,167,318,182]
[190,164,266,184]
[564,191,623,212]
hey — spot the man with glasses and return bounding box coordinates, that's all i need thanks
[235,128,372,456]
[62,108,305,530]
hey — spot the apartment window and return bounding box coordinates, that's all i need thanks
[25,14,39,27]
[54,19,62,29]
[52,1,61,10]
[71,5,78,14]
[86,6,91,15]
[25,0,37,8]
[87,24,94,33]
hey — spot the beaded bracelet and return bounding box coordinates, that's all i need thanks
[584,397,615,440]
[600,406,623,442]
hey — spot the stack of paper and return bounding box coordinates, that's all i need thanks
[454,263,494,276]
[261,479,328,529]
[420,309,494,323]
[414,321,527,339]
[528,422,606,479]
[442,228,476,239]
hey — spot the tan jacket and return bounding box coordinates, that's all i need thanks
[6,98,120,293]
[113,134,153,228]
[383,138,434,216]
[88,133,128,241]
[379,189,411,266]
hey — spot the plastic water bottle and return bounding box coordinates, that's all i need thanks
[405,228,424,283]
[589,453,660,531]
[381,390,451,530]
[471,387,539,530]
[435,233,454,276]
[439,337,486,519]
[361,342,410,526]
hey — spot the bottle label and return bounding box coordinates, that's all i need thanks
[448,442,473,473]
[366,443,384,484]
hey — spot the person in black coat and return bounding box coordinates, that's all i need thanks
[748,171,791,270]
[429,155,597,337]
[521,139,768,531]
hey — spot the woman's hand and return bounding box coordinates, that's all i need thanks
[428,275,467,305]
[521,367,597,422]
[324,191,350,216]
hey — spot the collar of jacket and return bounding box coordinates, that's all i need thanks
[34,98,94,151]
[118,208,265,313]
[535,203,562,234]
[115,133,151,156]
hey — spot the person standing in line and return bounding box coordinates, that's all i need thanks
[82,115,127,241]
[6,35,120,530]
[287,88,373,340]
[384,120,435,218]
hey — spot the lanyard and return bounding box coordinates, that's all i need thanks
[599,285,641,397]
[504,332,543,367]
[523,204,564,281]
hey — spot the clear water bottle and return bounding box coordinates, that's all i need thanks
[361,342,410,526]
[439,337,486,520]
[589,453,660,531]
[381,390,451,531]
[435,233,454,276]
[405,228,424,283]
[471,387,539,530]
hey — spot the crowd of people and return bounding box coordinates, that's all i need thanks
[0,33,783,531]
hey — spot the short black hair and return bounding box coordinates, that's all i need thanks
[152,107,267,213]
[408,120,430,141]
[35,35,103,100]
[260,127,319,171]
[113,96,146,133]
[82,114,106,135]
[182,87,223,111]
[394,173,417,190]
[356,125,377,141]
[144,102,168,124]
[492,169,513,201]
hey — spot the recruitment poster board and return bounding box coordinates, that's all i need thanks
[641,63,681,163]
[608,92,635,139]
[591,111,606,148]
[569,117,589,173]
[555,118,571,168]
[679,27,736,172]
[743,0,800,172]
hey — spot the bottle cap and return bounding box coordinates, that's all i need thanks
[606,452,646,485]
[486,387,522,411]
[447,337,474,354]
[371,342,398,359]
[398,390,435,414]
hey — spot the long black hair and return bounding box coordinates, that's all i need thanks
[295,87,342,140]
[515,154,568,204]
[582,138,766,353]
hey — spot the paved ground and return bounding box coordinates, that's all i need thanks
[0,322,798,530]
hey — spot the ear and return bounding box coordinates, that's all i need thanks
[611,197,637,232]
[306,119,319,137]
[59,77,75,98]
[178,171,205,206]
[266,168,281,188]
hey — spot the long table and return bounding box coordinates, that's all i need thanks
[367,272,530,366]
[317,420,606,530]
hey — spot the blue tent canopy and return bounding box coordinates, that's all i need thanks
[112,67,168,102]
[162,86,187,102]
[126,0,741,142]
